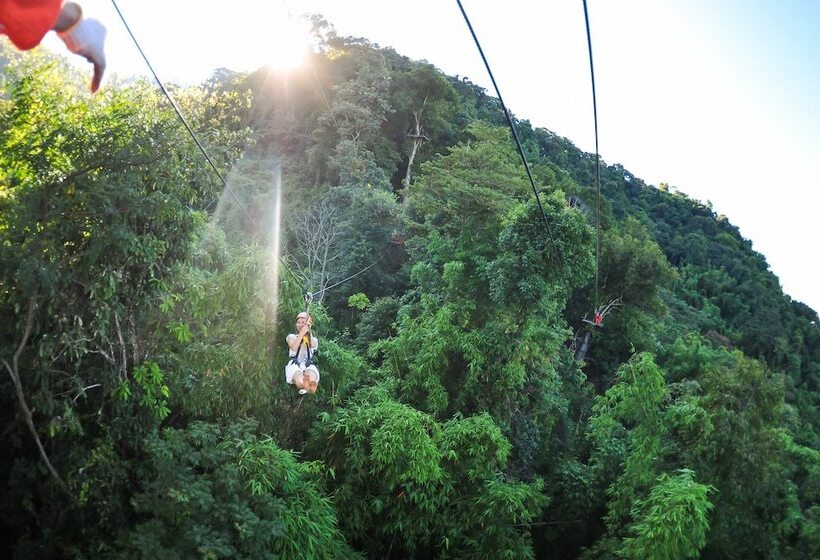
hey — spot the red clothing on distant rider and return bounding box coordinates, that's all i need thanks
[0,0,63,50]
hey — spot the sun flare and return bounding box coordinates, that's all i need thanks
[266,20,310,71]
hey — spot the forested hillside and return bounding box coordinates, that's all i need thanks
[2,21,818,560]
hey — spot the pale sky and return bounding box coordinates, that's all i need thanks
[41,1,820,313]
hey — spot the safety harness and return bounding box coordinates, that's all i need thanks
[289,335,314,368]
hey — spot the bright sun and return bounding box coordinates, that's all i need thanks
[267,20,310,71]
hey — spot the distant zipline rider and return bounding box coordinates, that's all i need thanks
[582,298,621,328]
[0,0,107,92]
[285,311,319,395]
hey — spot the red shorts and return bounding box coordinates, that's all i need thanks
[0,0,63,50]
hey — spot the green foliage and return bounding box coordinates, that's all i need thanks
[0,39,230,525]
[409,122,527,249]
[782,433,820,558]
[586,353,715,559]
[306,45,395,187]
[347,292,371,310]
[692,352,803,558]
[132,361,171,421]
[155,233,303,432]
[115,421,359,559]
[619,470,713,560]
[354,295,400,352]
[589,353,671,528]
[384,59,461,174]
[387,122,592,430]
[318,183,405,309]
[313,385,545,559]
[488,194,595,301]
[573,218,676,380]
[600,218,676,312]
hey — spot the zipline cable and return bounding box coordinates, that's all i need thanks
[455,0,564,270]
[109,0,258,227]
[306,253,385,301]
[582,0,602,313]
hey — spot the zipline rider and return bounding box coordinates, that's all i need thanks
[285,312,319,395]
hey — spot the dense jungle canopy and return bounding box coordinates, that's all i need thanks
[1,20,818,560]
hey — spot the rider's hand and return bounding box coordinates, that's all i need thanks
[59,18,107,93]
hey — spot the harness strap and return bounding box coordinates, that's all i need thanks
[289,335,313,367]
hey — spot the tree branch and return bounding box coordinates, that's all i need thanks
[115,312,127,379]
[128,313,140,365]
[93,346,116,366]
[4,299,71,495]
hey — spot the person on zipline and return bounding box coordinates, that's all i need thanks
[285,312,319,395]
[0,1,106,92]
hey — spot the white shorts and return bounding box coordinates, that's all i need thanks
[285,362,319,384]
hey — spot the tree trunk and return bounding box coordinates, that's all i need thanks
[402,98,429,206]
[575,329,593,362]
